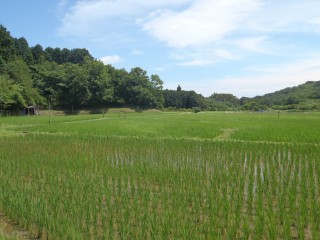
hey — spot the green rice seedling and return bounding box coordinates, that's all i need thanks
[0,112,320,239]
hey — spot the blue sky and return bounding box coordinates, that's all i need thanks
[1,0,320,97]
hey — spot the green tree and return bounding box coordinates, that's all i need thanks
[0,25,16,61]
[14,37,34,64]
[0,75,26,111]
[6,58,42,106]
[209,93,239,110]
[107,66,127,105]
[44,47,93,64]
[58,63,91,108]
[210,93,238,104]
[83,59,114,106]
[31,44,47,64]
[44,47,54,62]
[1,24,173,111]
[285,96,302,105]
[163,89,204,109]
[241,101,266,111]
[69,48,93,64]
[150,74,163,90]
[49,48,65,64]
[150,74,164,108]
[30,60,65,106]
[126,67,153,107]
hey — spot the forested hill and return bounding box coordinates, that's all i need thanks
[1,24,320,113]
[247,81,320,111]
[0,24,164,112]
[258,81,320,103]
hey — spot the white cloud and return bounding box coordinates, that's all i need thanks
[140,0,320,64]
[59,0,68,8]
[100,55,122,64]
[170,50,211,66]
[177,59,212,66]
[58,0,192,36]
[59,0,320,47]
[153,67,167,72]
[308,17,320,26]
[178,55,320,97]
[131,49,143,56]
[143,0,262,48]
[58,1,320,60]
[233,36,270,54]
[213,49,240,61]
[170,47,240,67]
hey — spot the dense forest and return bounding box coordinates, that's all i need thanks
[0,25,165,113]
[1,24,320,114]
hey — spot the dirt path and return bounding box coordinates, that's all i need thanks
[216,128,236,140]
[0,212,32,240]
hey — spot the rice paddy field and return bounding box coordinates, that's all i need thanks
[0,111,320,239]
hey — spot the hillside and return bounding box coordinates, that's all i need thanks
[249,81,320,110]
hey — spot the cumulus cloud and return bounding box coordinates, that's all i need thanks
[100,55,122,64]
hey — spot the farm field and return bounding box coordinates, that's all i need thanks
[0,111,320,239]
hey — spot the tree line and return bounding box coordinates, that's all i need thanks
[0,25,164,113]
[1,24,320,114]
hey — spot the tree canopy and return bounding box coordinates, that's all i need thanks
[0,24,164,113]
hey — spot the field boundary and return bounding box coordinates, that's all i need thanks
[19,130,320,147]
[0,212,32,240]
[216,128,236,140]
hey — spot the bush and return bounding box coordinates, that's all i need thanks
[193,107,201,113]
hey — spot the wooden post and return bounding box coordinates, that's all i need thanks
[49,101,51,124]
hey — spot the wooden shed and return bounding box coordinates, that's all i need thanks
[24,106,40,116]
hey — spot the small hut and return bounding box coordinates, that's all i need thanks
[24,106,40,116]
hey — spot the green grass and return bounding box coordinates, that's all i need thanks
[7,111,320,143]
[0,111,319,239]
[0,235,19,240]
